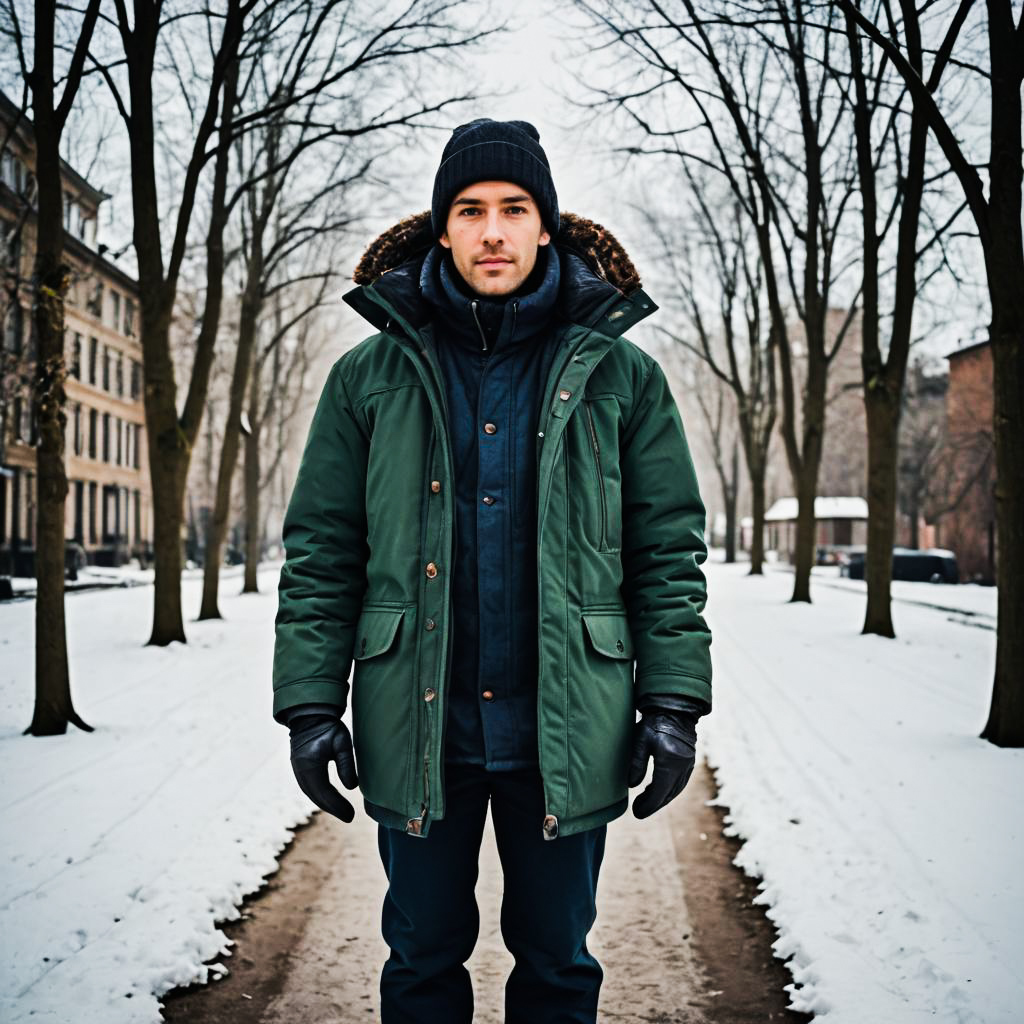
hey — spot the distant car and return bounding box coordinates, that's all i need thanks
[841,547,958,583]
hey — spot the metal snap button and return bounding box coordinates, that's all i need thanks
[481,690,494,701]
[423,687,436,702]
[425,618,436,631]
[482,495,495,505]
[425,562,438,579]
[559,389,571,401]
[430,480,441,493]
[483,422,497,434]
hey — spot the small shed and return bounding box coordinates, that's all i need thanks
[764,496,868,564]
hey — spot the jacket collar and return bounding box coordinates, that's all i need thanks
[419,242,562,352]
[341,210,658,343]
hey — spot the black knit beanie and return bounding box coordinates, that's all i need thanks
[430,118,559,239]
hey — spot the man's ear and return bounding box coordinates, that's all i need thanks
[439,231,451,250]
[539,228,551,246]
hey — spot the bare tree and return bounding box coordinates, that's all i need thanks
[839,0,1023,746]
[197,26,393,618]
[897,356,948,551]
[840,1,972,637]
[241,271,331,594]
[91,0,495,646]
[644,188,776,574]
[570,0,856,596]
[8,0,101,735]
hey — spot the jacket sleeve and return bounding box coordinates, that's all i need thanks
[272,358,370,724]
[619,357,712,711]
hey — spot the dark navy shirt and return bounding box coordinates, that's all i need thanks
[420,243,562,770]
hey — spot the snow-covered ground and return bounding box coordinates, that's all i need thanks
[701,560,1020,1023]
[0,563,314,1024]
[0,558,1018,1023]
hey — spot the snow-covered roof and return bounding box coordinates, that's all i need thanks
[764,496,869,522]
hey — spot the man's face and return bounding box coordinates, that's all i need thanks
[440,180,551,297]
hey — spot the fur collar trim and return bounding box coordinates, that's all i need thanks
[352,210,642,296]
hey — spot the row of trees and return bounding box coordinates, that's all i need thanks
[570,0,1021,746]
[3,0,496,735]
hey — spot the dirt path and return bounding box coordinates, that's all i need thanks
[161,760,810,1023]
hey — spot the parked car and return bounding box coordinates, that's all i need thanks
[840,546,958,583]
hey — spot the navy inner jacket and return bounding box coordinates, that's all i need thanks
[419,241,562,770]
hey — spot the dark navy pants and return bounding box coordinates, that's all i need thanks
[377,761,607,1023]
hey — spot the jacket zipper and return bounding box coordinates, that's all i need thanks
[470,300,487,351]
[583,399,607,551]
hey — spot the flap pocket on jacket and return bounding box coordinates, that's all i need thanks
[581,611,634,659]
[353,606,406,660]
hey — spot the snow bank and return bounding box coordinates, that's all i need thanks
[701,562,1021,1023]
[0,565,316,1023]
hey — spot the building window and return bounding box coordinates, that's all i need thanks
[3,303,22,354]
[130,359,141,400]
[86,279,103,319]
[14,396,34,443]
[116,353,123,397]
[102,411,109,462]
[116,417,122,466]
[73,403,82,456]
[73,480,84,542]
[111,291,121,332]
[1,150,26,192]
[134,488,141,543]
[88,407,97,458]
[124,298,136,338]
[102,345,110,390]
[89,336,98,385]
[25,471,35,546]
[88,481,97,544]
[133,423,141,469]
[71,333,82,378]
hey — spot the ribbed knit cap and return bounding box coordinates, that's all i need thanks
[430,118,559,239]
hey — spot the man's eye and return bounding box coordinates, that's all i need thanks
[459,208,480,215]
[506,206,526,214]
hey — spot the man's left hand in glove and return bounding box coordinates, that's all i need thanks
[628,697,706,819]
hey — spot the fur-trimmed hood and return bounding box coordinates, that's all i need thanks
[342,210,657,339]
[352,210,642,294]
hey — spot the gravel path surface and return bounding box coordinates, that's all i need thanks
[161,761,808,1023]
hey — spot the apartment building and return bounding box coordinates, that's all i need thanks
[1,91,152,575]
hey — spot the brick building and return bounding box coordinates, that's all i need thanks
[934,339,996,583]
[1,92,152,576]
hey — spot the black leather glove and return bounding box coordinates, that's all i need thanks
[286,708,359,823]
[627,708,698,819]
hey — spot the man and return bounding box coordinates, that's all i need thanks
[273,118,712,1023]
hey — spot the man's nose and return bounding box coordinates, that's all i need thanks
[480,210,504,246]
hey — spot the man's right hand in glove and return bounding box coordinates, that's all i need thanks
[285,705,359,823]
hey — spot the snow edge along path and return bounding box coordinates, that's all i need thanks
[699,562,1022,1024]
[0,566,323,1024]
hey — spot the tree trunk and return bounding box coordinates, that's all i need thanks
[242,405,261,595]
[24,0,97,735]
[748,458,766,575]
[979,0,1024,748]
[863,391,900,636]
[198,281,260,619]
[789,349,827,604]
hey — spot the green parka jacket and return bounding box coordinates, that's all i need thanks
[272,211,712,840]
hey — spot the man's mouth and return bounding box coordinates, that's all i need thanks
[477,257,512,265]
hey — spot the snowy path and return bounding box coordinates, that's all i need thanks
[0,559,1018,1023]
